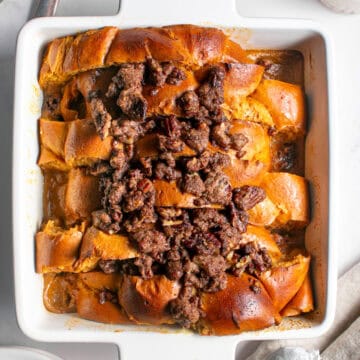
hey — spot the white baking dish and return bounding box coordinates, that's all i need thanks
[13,0,337,358]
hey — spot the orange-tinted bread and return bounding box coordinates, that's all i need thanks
[39,118,68,157]
[39,118,112,168]
[39,35,74,88]
[281,273,314,316]
[199,274,281,335]
[40,27,118,88]
[64,27,119,77]
[118,275,180,325]
[230,120,270,164]
[227,96,274,127]
[261,172,309,227]
[224,63,264,104]
[259,254,310,312]
[76,285,132,324]
[248,172,309,228]
[39,25,251,88]
[154,171,307,224]
[65,119,112,167]
[224,120,271,187]
[60,78,81,122]
[76,272,132,324]
[38,146,69,171]
[154,180,200,208]
[78,271,122,291]
[77,227,139,272]
[76,272,131,325]
[241,225,282,263]
[42,169,100,225]
[64,168,101,225]
[247,196,280,227]
[36,221,85,273]
[43,273,77,313]
[60,64,265,121]
[252,79,305,135]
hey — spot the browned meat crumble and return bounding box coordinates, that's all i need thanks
[88,63,273,328]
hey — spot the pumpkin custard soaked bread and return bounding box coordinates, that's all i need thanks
[36,25,313,335]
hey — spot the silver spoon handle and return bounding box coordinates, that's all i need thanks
[34,0,59,17]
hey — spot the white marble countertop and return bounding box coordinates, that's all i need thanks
[1,0,359,359]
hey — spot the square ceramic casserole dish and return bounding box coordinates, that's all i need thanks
[13,0,337,358]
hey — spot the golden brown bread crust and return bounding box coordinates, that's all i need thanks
[241,225,282,263]
[36,224,138,274]
[65,168,101,224]
[78,271,121,291]
[40,27,118,88]
[118,275,180,325]
[43,272,133,323]
[223,63,264,104]
[38,146,69,171]
[44,272,178,325]
[252,79,305,135]
[39,118,67,157]
[42,169,101,225]
[199,274,281,335]
[248,172,309,228]
[77,227,139,272]
[39,25,250,88]
[65,119,112,166]
[228,97,274,127]
[143,68,197,117]
[76,272,133,324]
[36,221,85,273]
[39,118,112,170]
[77,284,132,324]
[259,254,310,312]
[281,273,314,316]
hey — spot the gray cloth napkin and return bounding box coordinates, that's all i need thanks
[321,316,360,360]
[246,261,360,360]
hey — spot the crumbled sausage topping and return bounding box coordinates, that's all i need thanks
[233,185,266,211]
[106,63,147,120]
[82,61,276,328]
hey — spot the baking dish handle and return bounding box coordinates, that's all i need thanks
[117,0,242,23]
[118,339,238,360]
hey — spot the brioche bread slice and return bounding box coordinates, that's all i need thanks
[252,79,305,136]
[118,275,180,325]
[199,274,281,335]
[77,227,139,272]
[36,221,86,273]
[259,253,310,312]
[281,273,314,316]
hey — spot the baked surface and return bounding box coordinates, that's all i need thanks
[36,25,312,335]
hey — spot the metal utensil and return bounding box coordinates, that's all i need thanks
[34,0,59,17]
